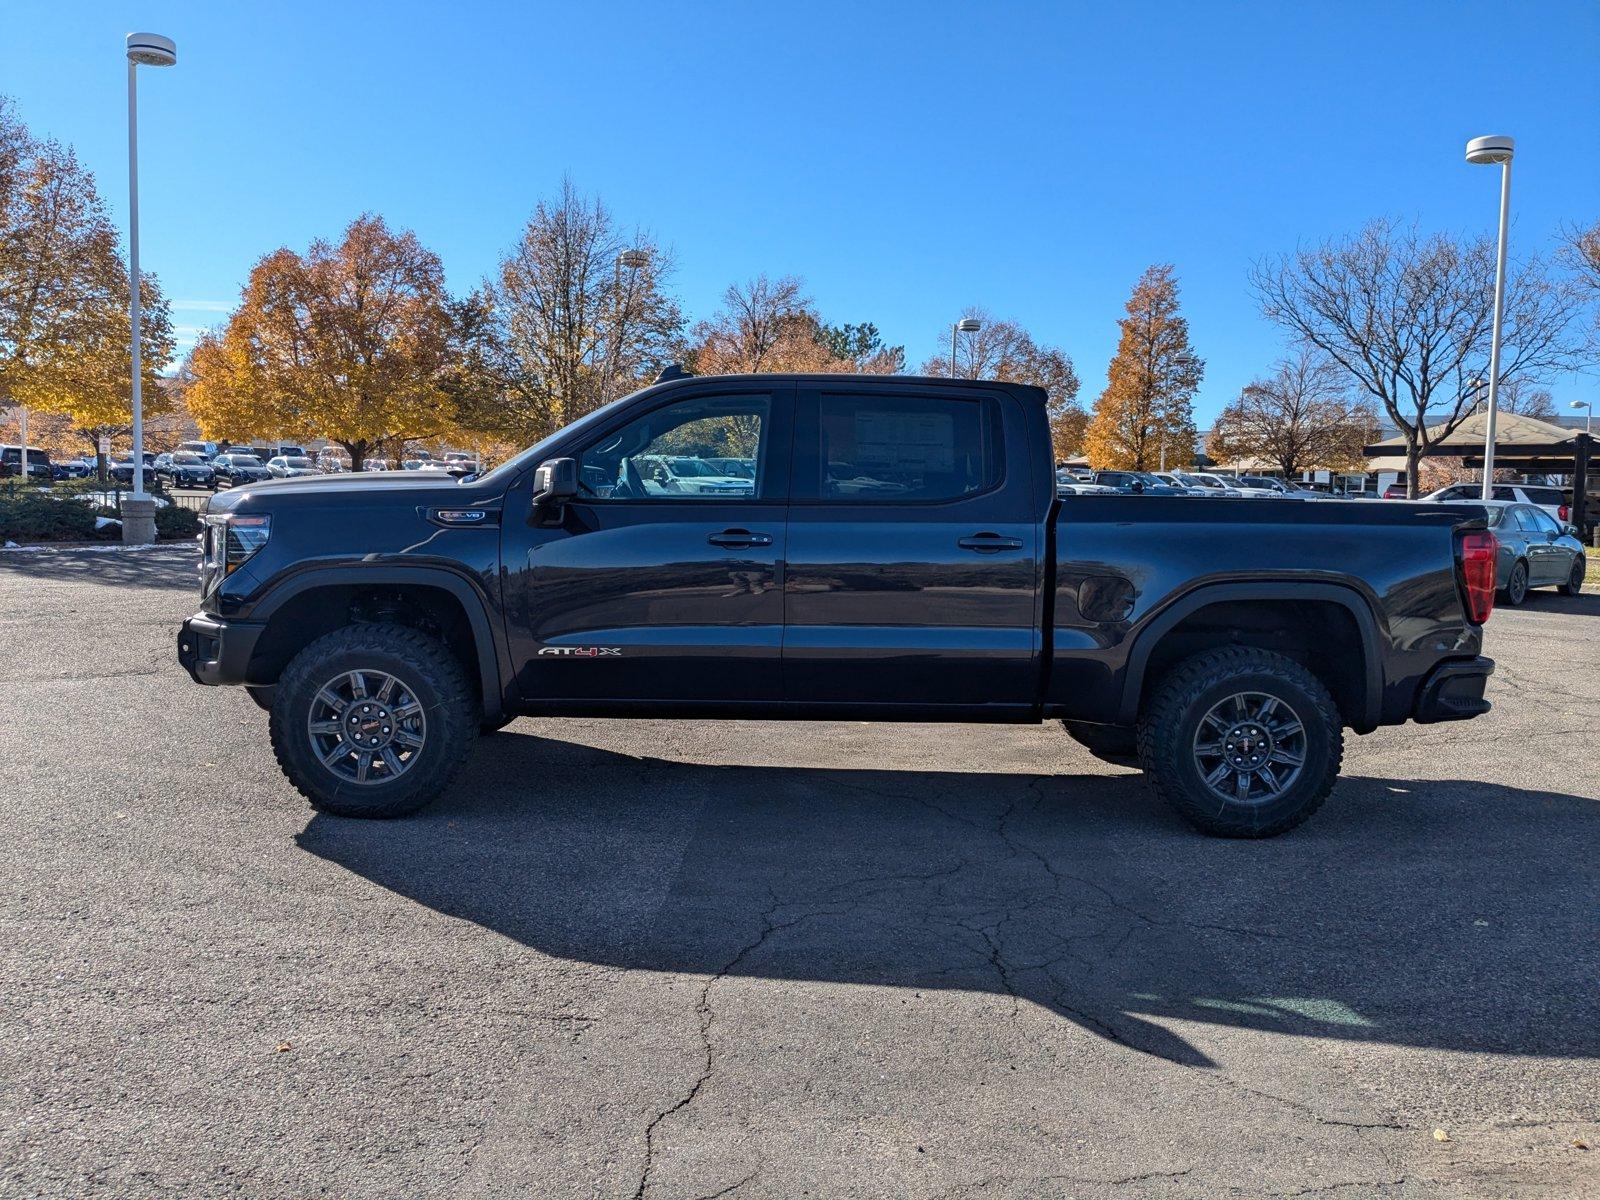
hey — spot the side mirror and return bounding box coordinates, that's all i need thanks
[1131,480,1145,493]
[531,457,578,509]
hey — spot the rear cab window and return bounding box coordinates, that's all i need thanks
[796,391,1002,502]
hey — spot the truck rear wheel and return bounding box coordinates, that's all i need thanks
[269,623,478,819]
[1137,647,1342,838]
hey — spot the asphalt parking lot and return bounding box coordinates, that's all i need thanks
[1,547,1596,1199]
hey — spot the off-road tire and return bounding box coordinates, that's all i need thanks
[1557,557,1586,597]
[1503,560,1529,606]
[1060,720,1140,767]
[1137,647,1343,839]
[245,685,275,712]
[269,623,478,818]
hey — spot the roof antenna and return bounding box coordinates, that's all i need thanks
[655,363,694,383]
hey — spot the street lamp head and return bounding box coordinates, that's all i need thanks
[956,318,982,333]
[1573,400,1592,410]
[1464,134,1514,165]
[616,249,650,270]
[126,32,177,67]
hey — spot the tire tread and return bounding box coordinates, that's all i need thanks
[268,623,477,818]
[1136,646,1343,838]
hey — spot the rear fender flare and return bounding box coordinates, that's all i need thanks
[1116,581,1383,730]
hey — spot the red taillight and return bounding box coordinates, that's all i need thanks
[1559,504,1570,523]
[1459,531,1497,625]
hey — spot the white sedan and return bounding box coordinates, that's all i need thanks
[266,456,322,479]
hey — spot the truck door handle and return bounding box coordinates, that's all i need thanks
[707,529,773,549]
[958,533,1023,553]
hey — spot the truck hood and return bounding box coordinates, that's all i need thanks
[207,469,471,513]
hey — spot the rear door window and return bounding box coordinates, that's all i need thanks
[1521,487,1565,507]
[1526,507,1562,534]
[810,393,999,502]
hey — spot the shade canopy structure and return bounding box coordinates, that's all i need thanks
[1364,410,1595,530]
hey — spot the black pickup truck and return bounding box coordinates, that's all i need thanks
[179,371,1498,837]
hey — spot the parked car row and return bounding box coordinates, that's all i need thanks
[1056,468,1328,499]
[147,446,483,489]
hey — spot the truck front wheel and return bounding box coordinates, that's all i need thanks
[1137,647,1343,838]
[269,623,478,819]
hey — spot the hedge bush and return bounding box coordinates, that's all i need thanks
[0,486,101,542]
[155,504,200,539]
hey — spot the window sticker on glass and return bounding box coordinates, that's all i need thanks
[854,411,956,472]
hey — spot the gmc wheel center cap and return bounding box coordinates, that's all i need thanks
[346,703,394,748]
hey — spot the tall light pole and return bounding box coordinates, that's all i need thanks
[124,32,176,542]
[1573,399,1593,434]
[598,248,649,404]
[1465,134,1514,501]
[951,317,981,378]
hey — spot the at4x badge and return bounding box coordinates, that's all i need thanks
[538,646,622,657]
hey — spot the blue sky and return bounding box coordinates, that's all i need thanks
[10,0,1599,423]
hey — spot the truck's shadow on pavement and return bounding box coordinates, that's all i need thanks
[297,730,1599,1069]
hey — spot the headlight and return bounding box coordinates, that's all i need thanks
[202,513,271,582]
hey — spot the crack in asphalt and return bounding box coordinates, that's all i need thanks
[691,1162,762,1199]
[1278,1177,1412,1197]
[938,1166,1194,1196]
[632,898,841,1200]
[636,769,1423,1195]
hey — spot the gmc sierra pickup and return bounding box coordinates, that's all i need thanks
[178,371,1498,837]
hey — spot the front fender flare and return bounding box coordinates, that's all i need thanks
[248,564,508,721]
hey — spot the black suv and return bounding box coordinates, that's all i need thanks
[154,452,216,489]
[210,453,271,489]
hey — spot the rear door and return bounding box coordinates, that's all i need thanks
[500,382,792,706]
[782,381,1039,712]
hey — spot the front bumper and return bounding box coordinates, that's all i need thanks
[178,612,264,686]
[1413,656,1494,723]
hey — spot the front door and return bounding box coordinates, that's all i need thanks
[781,382,1040,712]
[500,383,791,707]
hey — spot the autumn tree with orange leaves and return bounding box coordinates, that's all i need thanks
[1084,265,1202,470]
[1,98,174,452]
[186,215,455,469]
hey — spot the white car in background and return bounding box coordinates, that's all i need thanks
[1168,469,1242,497]
[1202,472,1282,498]
[636,455,754,496]
[1423,482,1576,529]
[266,455,321,479]
[1233,475,1325,500]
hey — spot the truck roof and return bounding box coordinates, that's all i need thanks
[644,371,1049,402]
